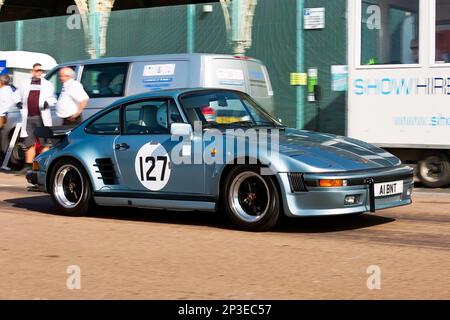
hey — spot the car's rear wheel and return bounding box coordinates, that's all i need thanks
[417,152,450,188]
[223,166,281,231]
[50,159,92,216]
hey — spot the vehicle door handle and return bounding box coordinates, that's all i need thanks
[115,143,130,151]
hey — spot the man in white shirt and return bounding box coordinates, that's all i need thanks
[56,67,89,126]
[0,74,15,127]
[0,74,15,155]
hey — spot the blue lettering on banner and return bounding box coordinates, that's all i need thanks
[394,115,450,127]
[354,79,364,95]
[354,77,450,96]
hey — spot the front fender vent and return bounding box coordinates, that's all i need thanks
[94,158,117,185]
[288,173,307,193]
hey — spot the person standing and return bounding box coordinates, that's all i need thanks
[0,75,15,128]
[56,67,89,126]
[14,63,56,172]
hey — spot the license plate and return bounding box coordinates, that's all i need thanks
[374,180,404,197]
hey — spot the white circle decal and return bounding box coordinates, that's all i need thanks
[135,143,171,191]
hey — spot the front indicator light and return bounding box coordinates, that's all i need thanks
[32,161,40,171]
[319,179,348,187]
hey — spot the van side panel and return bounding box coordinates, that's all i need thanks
[126,60,191,96]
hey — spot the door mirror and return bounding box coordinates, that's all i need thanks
[170,123,192,137]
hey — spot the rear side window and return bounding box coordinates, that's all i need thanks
[81,63,128,98]
[247,61,271,98]
[85,108,121,135]
[123,99,183,135]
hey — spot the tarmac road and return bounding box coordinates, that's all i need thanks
[0,172,449,300]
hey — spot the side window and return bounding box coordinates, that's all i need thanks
[124,99,183,135]
[85,108,121,135]
[360,0,420,65]
[435,0,450,64]
[46,66,75,96]
[80,63,128,98]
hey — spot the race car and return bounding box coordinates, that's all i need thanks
[27,88,414,231]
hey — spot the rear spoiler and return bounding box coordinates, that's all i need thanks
[34,126,73,140]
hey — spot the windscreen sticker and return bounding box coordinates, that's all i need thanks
[143,64,176,77]
[135,143,171,191]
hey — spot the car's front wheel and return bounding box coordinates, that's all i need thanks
[223,166,281,231]
[50,159,92,216]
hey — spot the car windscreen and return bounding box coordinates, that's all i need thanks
[179,91,281,128]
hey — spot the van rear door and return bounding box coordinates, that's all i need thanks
[246,60,273,99]
[208,58,247,93]
[245,60,274,114]
[208,57,274,115]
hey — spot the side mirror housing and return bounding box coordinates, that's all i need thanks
[170,123,192,137]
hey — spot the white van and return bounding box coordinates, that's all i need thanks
[45,53,274,120]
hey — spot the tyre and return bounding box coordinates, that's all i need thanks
[8,141,25,170]
[222,166,281,231]
[417,152,450,188]
[3,130,25,170]
[49,159,93,216]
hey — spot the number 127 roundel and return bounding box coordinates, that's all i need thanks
[135,143,171,191]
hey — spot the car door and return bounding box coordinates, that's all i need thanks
[113,97,205,196]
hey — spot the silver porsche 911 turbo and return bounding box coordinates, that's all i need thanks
[27,88,414,231]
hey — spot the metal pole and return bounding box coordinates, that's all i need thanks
[15,20,23,51]
[296,0,305,129]
[187,4,196,53]
[231,0,244,55]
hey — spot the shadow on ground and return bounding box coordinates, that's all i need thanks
[4,195,395,234]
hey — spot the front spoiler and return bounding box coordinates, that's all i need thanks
[277,165,415,217]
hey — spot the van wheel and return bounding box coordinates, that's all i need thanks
[223,166,281,232]
[417,152,450,188]
[50,159,92,216]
